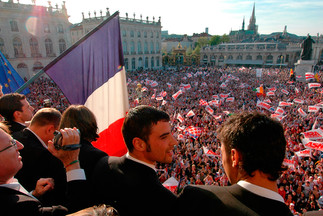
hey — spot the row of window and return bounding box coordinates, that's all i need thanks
[122,29,160,39]
[216,44,284,51]
[8,20,64,33]
[123,41,160,54]
[124,56,160,70]
[0,37,66,57]
[204,54,288,63]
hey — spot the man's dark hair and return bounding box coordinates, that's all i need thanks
[30,108,61,129]
[217,112,286,181]
[0,93,26,121]
[122,105,170,152]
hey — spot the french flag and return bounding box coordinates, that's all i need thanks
[45,13,129,156]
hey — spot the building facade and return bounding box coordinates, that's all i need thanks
[0,0,71,79]
[200,42,302,67]
[70,10,162,71]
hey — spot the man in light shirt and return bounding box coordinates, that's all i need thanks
[93,105,177,216]
[0,127,84,215]
[177,112,293,216]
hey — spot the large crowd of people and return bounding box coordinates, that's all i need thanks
[1,65,322,215]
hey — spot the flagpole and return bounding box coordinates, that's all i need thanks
[15,69,45,93]
[15,11,120,94]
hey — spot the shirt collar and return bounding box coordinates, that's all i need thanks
[237,180,284,203]
[126,152,156,171]
[26,128,48,149]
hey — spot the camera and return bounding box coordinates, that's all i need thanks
[53,129,81,151]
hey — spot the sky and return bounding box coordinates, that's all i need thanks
[18,0,323,37]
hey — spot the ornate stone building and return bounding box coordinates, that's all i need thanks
[0,0,71,79]
[70,9,162,71]
[200,42,302,67]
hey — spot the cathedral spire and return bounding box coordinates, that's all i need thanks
[242,16,245,31]
[248,3,258,34]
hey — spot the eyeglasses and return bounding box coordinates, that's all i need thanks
[0,139,18,153]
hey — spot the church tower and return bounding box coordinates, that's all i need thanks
[248,3,258,34]
[242,16,245,31]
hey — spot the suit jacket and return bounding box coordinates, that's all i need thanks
[13,129,67,206]
[0,186,68,216]
[92,155,177,216]
[7,121,26,134]
[177,184,293,216]
[65,139,108,212]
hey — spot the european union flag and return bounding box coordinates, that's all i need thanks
[0,50,30,95]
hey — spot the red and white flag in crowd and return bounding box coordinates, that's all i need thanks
[295,149,311,158]
[281,89,289,95]
[177,113,184,123]
[160,91,167,97]
[151,94,156,100]
[199,99,209,106]
[308,106,320,113]
[141,87,148,92]
[220,93,230,98]
[271,114,285,121]
[162,177,179,193]
[283,159,296,169]
[302,138,323,151]
[213,115,222,120]
[150,81,158,87]
[184,126,202,139]
[268,87,276,92]
[275,107,285,115]
[226,97,234,102]
[298,108,307,117]
[264,99,272,104]
[156,96,163,101]
[166,83,172,88]
[202,146,219,157]
[177,134,184,140]
[212,95,219,99]
[308,83,321,89]
[177,125,185,131]
[257,101,271,110]
[223,111,231,115]
[205,105,214,115]
[296,75,302,79]
[134,98,139,104]
[201,82,207,86]
[279,101,293,107]
[186,110,195,118]
[266,91,275,97]
[301,128,323,140]
[162,100,167,106]
[172,90,183,100]
[305,72,315,81]
[187,73,192,78]
[181,83,191,90]
[220,83,227,88]
[293,98,304,104]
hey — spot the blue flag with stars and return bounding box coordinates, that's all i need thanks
[0,50,30,95]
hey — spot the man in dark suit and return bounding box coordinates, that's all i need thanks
[92,105,177,216]
[0,93,34,133]
[0,126,83,215]
[177,112,293,216]
[13,108,67,206]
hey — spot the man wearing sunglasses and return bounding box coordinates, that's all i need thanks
[0,127,83,215]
